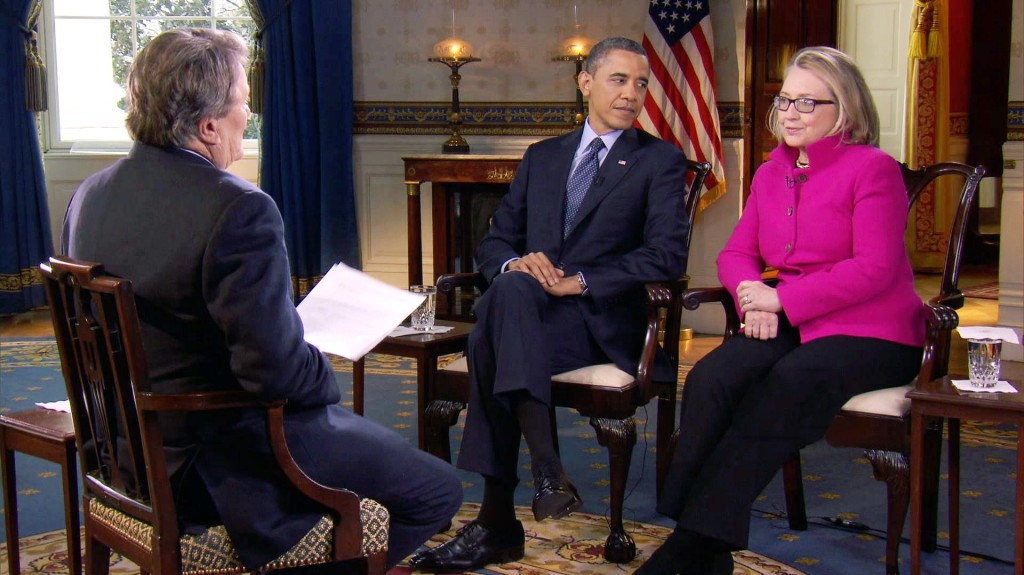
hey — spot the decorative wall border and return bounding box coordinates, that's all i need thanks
[1009,101,1023,142]
[353,101,1018,141]
[354,101,747,138]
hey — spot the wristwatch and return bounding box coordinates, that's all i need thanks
[576,272,589,296]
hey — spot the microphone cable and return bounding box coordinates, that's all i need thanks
[750,505,1015,567]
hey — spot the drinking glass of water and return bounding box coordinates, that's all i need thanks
[967,338,1001,387]
[409,285,436,331]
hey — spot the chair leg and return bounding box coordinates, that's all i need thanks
[782,454,808,531]
[921,417,944,552]
[866,449,910,575]
[366,551,388,575]
[589,417,638,564]
[661,428,681,495]
[423,400,466,463]
[655,391,677,498]
[61,441,83,575]
[1,432,22,575]
[84,534,111,575]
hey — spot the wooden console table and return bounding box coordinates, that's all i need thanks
[402,155,522,294]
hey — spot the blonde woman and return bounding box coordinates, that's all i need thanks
[637,46,927,575]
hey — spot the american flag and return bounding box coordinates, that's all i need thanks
[636,0,726,210]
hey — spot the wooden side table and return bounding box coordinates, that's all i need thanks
[352,320,473,450]
[0,409,81,575]
[908,376,1024,575]
[402,155,521,291]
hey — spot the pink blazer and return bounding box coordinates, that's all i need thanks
[718,135,927,347]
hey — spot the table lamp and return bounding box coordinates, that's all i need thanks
[429,29,480,154]
[552,6,592,126]
[552,36,593,126]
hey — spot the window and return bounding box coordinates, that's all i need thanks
[42,0,256,151]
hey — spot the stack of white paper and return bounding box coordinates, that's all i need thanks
[296,263,425,360]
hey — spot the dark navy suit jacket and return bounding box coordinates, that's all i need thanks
[476,127,690,381]
[63,143,341,567]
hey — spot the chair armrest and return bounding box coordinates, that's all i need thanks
[646,277,689,305]
[925,302,959,332]
[436,272,487,293]
[436,272,488,319]
[633,278,688,389]
[917,303,959,386]
[136,390,365,559]
[135,389,280,412]
[682,286,742,339]
[265,405,364,559]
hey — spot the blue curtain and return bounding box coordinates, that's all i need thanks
[0,0,52,314]
[254,0,359,299]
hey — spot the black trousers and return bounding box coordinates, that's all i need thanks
[456,271,608,486]
[657,317,922,549]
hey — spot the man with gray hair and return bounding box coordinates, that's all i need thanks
[63,27,461,571]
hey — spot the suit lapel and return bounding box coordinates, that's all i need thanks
[539,130,582,248]
[567,128,641,236]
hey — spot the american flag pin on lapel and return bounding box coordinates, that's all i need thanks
[617,160,627,166]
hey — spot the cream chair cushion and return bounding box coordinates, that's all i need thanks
[441,356,634,389]
[839,384,915,418]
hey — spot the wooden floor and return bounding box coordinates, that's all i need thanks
[2,266,1021,380]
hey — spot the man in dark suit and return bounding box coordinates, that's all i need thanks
[410,37,689,572]
[62,28,461,571]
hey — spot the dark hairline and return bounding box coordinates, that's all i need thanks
[583,37,647,75]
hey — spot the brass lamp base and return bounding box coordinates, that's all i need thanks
[442,133,470,154]
[429,55,481,156]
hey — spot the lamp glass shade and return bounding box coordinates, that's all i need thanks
[433,37,475,60]
[560,35,592,58]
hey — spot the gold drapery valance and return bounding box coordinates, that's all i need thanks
[904,0,955,271]
[244,0,265,114]
[909,0,940,60]
[24,0,46,111]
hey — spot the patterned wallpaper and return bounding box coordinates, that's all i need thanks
[349,1,1021,141]
[353,0,650,102]
[351,0,747,137]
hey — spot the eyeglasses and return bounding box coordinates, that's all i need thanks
[774,96,835,113]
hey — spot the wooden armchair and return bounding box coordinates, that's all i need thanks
[39,256,390,575]
[422,160,712,564]
[676,162,985,575]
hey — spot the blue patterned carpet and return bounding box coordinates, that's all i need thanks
[1,337,1017,574]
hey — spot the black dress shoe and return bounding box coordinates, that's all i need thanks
[531,469,582,521]
[409,520,525,572]
[634,530,733,575]
[712,551,734,575]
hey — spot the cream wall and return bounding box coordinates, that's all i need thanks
[998,0,1023,359]
[351,0,745,104]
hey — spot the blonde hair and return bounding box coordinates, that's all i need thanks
[126,28,248,148]
[768,46,880,147]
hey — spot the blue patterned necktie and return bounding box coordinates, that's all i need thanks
[563,137,605,238]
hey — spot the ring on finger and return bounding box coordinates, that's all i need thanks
[742,295,751,305]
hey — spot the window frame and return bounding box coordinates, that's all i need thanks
[39,0,259,155]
